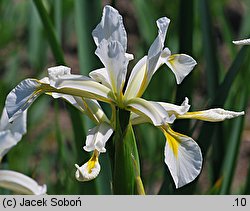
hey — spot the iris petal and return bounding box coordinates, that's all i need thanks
[233,38,250,45]
[166,54,197,84]
[95,40,129,101]
[178,108,244,122]
[0,170,47,195]
[126,98,175,126]
[75,151,101,182]
[162,126,202,188]
[83,122,114,153]
[92,5,127,51]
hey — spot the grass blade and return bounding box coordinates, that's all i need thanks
[220,90,247,194]
[74,0,101,74]
[199,0,219,98]
[33,0,65,64]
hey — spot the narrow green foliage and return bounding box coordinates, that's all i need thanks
[74,0,101,74]
[174,0,194,135]
[220,91,247,194]
[28,2,47,71]
[212,46,248,107]
[54,0,62,43]
[33,0,65,64]
[199,0,219,98]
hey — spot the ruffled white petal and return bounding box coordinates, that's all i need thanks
[178,108,244,122]
[5,79,41,121]
[92,5,127,51]
[166,54,197,84]
[95,40,129,100]
[0,170,47,195]
[233,38,250,45]
[48,65,71,86]
[75,151,101,182]
[157,97,190,116]
[163,127,202,188]
[47,65,114,103]
[0,109,27,159]
[83,122,113,153]
[126,98,175,126]
[75,163,100,182]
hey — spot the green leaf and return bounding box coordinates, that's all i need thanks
[220,90,247,194]
[33,0,65,65]
[199,0,219,98]
[174,0,194,136]
[74,0,101,74]
[28,1,47,71]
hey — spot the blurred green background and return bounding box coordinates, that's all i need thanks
[0,0,250,194]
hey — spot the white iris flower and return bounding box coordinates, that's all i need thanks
[4,5,244,188]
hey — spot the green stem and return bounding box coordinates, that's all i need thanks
[112,108,141,194]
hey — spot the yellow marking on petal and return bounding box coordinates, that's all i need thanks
[87,150,99,174]
[136,68,148,98]
[82,100,99,124]
[161,126,190,158]
[177,111,204,120]
[167,55,178,68]
[178,109,244,122]
[162,128,179,158]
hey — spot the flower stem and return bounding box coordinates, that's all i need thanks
[112,108,142,194]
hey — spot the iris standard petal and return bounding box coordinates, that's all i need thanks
[83,122,114,153]
[166,54,197,84]
[95,40,129,102]
[0,170,47,195]
[92,5,127,51]
[124,56,147,100]
[162,126,202,188]
[75,150,100,182]
[147,17,170,83]
[126,98,175,126]
[125,18,170,98]
[233,38,250,45]
[178,108,244,122]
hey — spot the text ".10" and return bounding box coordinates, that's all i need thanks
[234,198,247,207]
